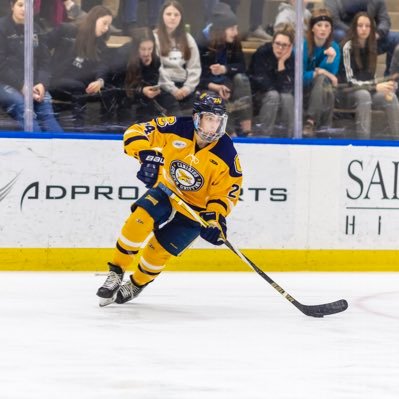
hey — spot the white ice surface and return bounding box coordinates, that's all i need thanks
[0,272,398,399]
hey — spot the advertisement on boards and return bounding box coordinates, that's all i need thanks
[1,139,398,249]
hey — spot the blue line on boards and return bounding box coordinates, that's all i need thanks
[1,130,399,147]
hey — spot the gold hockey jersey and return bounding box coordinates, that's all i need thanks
[123,116,243,218]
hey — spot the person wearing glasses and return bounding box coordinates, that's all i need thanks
[248,23,295,137]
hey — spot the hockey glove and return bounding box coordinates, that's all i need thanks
[199,211,227,246]
[137,149,164,188]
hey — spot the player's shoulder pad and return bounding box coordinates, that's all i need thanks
[210,134,242,177]
[154,116,194,140]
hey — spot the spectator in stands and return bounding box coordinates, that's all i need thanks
[154,0,201,115]
[205,0,272,41]
[303,8,340,137]
[337,12,399,138]
[274,0,312,32]
[0,0,63,132]
[198,2,252,136]
[47,5,113,128]
[248,23,295,136]
[105,27,179,127]
[325,0,399,75]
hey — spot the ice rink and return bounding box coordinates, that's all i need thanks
[1,272,398,399]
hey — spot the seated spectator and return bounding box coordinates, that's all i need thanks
[197,2,252,136]
[47,5,113,128]
[0,0,63,132]
[153,0,201,115]
[273,0,312,32]
[303,8,340,137]
[104,27,179,127]
[248,23,295,137]
[337,12,399,138]
[325,0,399,75]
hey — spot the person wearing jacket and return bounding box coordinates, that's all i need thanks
[248,23,295,137]
[47,5,113,128]
[337,12,399,138]
[303,8,340,137]
[105,27,179,128]
[325,0,399,75]
[0,0,63,132]
[198,2,252,136]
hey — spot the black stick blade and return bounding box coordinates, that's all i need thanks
[297,299,348,318]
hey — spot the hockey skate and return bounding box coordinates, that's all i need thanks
[115,276,147,304]
[96,263,124,307]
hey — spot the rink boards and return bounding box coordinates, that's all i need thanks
[1,137,399,271]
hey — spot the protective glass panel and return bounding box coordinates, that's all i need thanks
[2,0,398,140]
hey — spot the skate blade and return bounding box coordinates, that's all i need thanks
[98,295,116,307]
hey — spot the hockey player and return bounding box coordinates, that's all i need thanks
[96,91,243,306]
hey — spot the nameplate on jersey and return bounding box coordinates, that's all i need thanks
[170,160,204,191]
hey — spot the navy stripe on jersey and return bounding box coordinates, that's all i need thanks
[210,134,242,177]
[207,199,228,212]
[125,136,149,146]
[155,116,195,140]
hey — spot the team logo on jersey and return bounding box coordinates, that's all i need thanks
[156,116,177,127]
[234,154,242,175]
[170,160,204,191]
[172,140,187,149]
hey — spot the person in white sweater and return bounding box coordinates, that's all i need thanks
[153,0,201,114]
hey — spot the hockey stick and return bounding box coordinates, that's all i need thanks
[158,183,348,318]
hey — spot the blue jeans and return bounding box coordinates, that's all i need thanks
[0,84,63,132]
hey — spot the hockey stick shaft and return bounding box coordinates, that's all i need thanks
[158,183,348,317]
